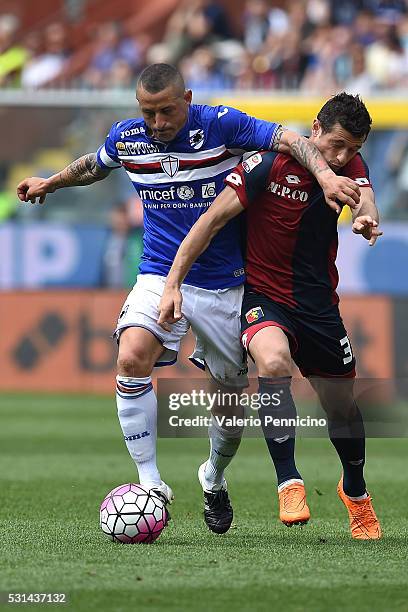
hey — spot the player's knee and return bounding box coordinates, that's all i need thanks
[117,347,153,377]
[256,350,291,378]
[209,412,244,441]
[212,402,245,420]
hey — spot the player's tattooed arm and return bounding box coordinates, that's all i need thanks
[17,153,112,204]
[54,153,112,188]
[272,127,361,214]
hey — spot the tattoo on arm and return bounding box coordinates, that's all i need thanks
[272,128,330,177]
[271,126,285,151]
[57,153,111,187]
[289,137,329,176]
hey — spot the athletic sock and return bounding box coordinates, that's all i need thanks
[116,375,161,488]
[203,416,243,491]
[328,401,366,497]
[258,376,302,487]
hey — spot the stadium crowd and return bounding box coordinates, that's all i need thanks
[0,0,408,92]
[1,0,408,260]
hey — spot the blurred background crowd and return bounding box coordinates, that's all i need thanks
[1,0,408,92]
[0,0,408,290]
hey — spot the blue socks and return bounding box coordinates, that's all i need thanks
[328,403,366,497]
[258,376,302,486]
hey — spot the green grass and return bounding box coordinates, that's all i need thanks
[1,394,407,612]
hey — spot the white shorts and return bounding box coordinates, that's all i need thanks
[114,274,248,388]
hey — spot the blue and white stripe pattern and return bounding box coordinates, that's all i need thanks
[96,104,279,290]
[116,376,153,400]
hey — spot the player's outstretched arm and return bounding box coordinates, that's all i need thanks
[157,187,244,330]
[17,153,112,204]
[272,127,361,214]
[351,187,383,246]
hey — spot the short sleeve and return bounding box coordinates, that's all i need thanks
[224,151,277,208]
[96,123,122,169]
[342,153,372,188]
[216,105,280,151]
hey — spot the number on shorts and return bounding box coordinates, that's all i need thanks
[340,335,353,365]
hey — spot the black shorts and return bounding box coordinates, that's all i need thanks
[241,290,356,378]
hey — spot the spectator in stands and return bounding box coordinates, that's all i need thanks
[344,43,376,94]
[353,9,377,46]
[160,0,223,65]
[329,0,365,25]
[21,22,70,89]
[0,14,28,87]
[365,19,407,88]
[242,0,272,54]
[200,0,233,39]
[102,203,132,288]
[4,0,408,94]
[305,0,331,27]
[288,0,315,40]
[107,59,135,90]
[82,22,142,89]
[300,23,337,93]
[180,45,230,91]
[275,29,306,89]
[331,26,355,85]
[366,0,407,21]
[231,49,258,90]
[102,198,143,287]
[301,21,375,93]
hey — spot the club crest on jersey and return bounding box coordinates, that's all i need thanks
[189,129,205,150]
[160,155,179,177]
[245,307,264,323]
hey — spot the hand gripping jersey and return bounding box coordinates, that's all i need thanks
[224,151,372,314]
[97,104,279,290]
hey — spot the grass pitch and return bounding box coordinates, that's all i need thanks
[1,394,407,612]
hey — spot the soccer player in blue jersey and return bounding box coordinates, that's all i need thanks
[17,64,360,534]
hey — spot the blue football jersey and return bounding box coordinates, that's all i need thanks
[97,104,279,289]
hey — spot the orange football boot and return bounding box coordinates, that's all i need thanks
[278,481,311,526]
[337,477,382,540]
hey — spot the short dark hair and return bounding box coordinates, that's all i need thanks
[317,92,372,139]
[136,63,185,95]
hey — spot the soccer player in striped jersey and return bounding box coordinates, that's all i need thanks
[158,93,382,539]
[17,65,360,534]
